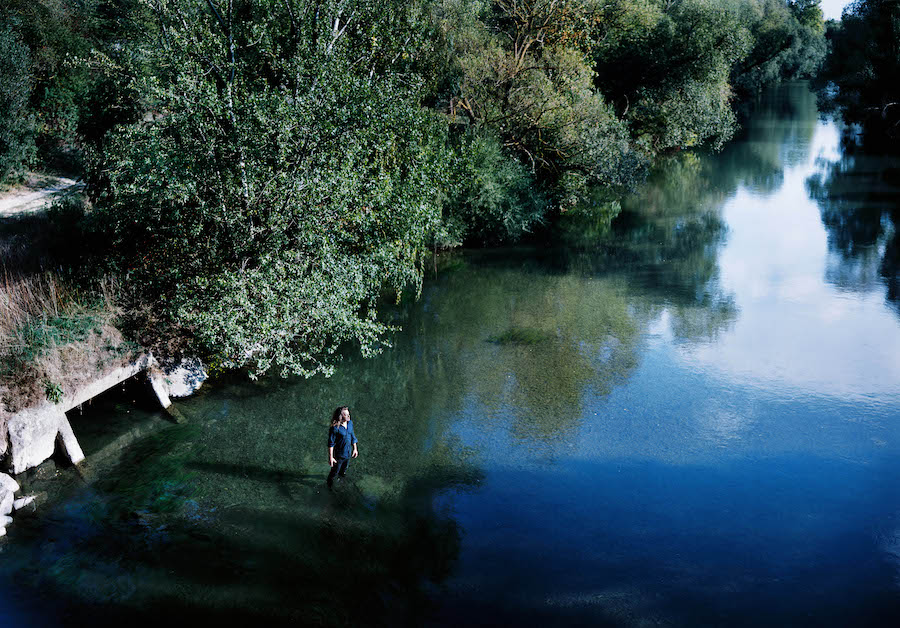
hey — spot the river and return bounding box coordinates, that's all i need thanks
[2,81,900,627]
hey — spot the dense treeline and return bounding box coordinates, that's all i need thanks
[817,0,900,141]
[0,1,149,177]
[0,0,826,377]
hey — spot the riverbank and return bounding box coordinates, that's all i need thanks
[0,177,207,536]
[1,346,209,471]
[0,351,206,539]
[0,179,122,474]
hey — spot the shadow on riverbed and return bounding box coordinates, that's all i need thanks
[186,460,327,493]
[4,426,478,627]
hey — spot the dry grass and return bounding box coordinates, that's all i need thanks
[0,272,136,401]
[0,271,72,338]
[0,270,139,461]
[0,196,151,462]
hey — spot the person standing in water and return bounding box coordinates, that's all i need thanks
[327,406,358,488]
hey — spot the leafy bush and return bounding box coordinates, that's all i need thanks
[443,129,548,245]
[43,379,63,404]
[94,0,449,377]
[0,26,35,182]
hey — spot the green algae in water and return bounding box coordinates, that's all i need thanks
[488,326,554,345]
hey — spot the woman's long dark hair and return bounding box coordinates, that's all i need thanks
[331,406,349,427]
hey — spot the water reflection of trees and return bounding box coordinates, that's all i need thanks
[553,152,738,347]
[351,81,822,453]
[412,264,642,442]
[806,131,900,315]
[550,83,821,347]
[717,81,819,195]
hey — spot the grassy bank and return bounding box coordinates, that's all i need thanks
[0,202,140,460]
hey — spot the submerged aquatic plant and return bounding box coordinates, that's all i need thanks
[487,327,554,345]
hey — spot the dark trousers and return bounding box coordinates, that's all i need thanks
[327,458,349,487]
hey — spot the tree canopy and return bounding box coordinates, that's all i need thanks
[0,0,828,377]
[97,0,449,376]
[818,0,900,141]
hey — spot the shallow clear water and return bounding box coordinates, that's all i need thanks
[3,82,900,627]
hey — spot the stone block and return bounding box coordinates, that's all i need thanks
[148,369,172,409]
[0,472,19,493]
[13,496,35,511]
[0,489,13,516]
[6,406,66,475]
[62,355,153,412]
[57,416,85,466]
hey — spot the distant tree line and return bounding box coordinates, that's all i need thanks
[817,0,900,143]
[0,0,826,377]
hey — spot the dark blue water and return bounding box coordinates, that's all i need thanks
[2,82,900,627]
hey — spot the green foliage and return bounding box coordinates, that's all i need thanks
[0,26,35,181]
[791,0,825,30]
[732,0,826,95]
[593,0,752,152]
[432,0,644,207]
[2,1,94,170]
[12,313,99,366]
[0,301,106,411]
[0,0,153,174]
[442,129,548,245]
[43,379,63,404]
[95,0,448,377]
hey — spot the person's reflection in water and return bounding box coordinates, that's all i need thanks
[326,405,358,489]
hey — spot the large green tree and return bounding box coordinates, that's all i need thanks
[592,0,752,153]
[95,0,448,376]
[0,0,152,177]
[430,0,643,215]
[732,0,826,95]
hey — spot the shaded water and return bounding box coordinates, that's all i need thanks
[3,82,900,626]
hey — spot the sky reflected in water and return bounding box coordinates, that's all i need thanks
[685,102,900,404]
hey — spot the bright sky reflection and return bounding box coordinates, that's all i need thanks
[675,111,900,403]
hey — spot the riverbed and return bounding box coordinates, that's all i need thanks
[2,81,900,627]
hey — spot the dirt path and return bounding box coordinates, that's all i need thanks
[0,173,85,217]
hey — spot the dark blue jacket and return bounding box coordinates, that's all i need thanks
[328,420,357,460]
